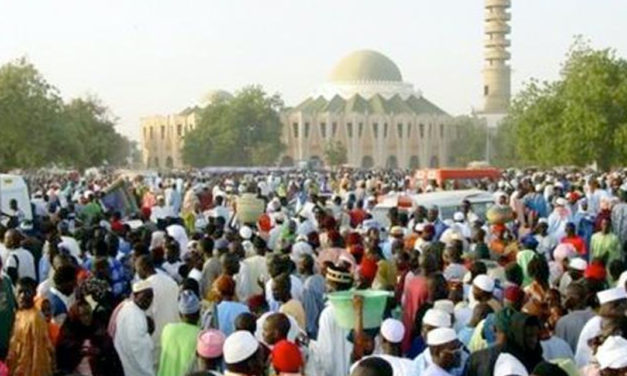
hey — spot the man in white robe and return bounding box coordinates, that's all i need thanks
[310,266,354,376]
[135,255,179,368]
[114,280,155,376]
[311,303,353,376]
[574,287,627,367]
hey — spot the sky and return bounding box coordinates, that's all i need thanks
[1,0,626,141]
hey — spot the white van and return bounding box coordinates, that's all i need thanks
[0,174,33,226]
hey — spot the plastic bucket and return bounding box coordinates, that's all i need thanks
[327,290,392,330]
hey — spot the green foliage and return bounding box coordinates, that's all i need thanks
[503,37,627,170]
[447,115,487,167]
[62,97,132,168]
[182,85,285,167]
[323,140,348,167]
[492,117,519,168]
[0,58,132,170]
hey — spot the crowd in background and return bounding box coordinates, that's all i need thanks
[0,167,626,376]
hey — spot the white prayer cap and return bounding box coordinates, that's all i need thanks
[414,223,425,232]
[597,336,627,370]
[423,309,451,328]
[538,217,548,225]
[426,327,457,346]
[239,226,253,240]
[555,197,568,207]
[473,274,495,293]
[534,184,543,192]
[380,318,405,343]
[453,212,465,222]
[224,331,260,364]
[597,287,627,305]
[568,257,587,271]
[494,353,528,376]
[132,279,152,293]
[433,299,455,315]
[617,270,627,290]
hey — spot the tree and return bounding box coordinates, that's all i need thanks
[0,58,63,169]
[0,58,132,170]
[323,140,348,167]
[447,115,487,167]
[182,85,285,167]
[62,96,130,168]
[502,37,627,170]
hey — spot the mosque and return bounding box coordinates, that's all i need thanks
[279,50,451,169]
[141,0,511,169]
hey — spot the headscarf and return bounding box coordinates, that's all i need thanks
[504,312,544,372]
[516,250,536,287]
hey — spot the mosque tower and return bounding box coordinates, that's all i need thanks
[482,0,511,114]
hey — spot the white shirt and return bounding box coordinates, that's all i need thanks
[59,235,81,260]
[423,363,453,376]
[37,278,52,297]
[575,315,602,367]
[243,255,268,297]
[114,301,155,376]
[147,272,180,361]
[162,260,184,283]
[311,304,353,376]
[235,261,253,302]
[166,224,189,255]
[351,355,413,376]
[265,274,304,312]
[0,243,8,267]
[267,226,282,251]
[5,247,36,281]
[150,205,175,222]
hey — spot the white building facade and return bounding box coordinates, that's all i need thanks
[280,50,452,169]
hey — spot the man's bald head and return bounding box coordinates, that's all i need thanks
[351,357,393,376]
[262,312,290,345]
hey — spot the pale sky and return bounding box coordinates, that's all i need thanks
[2,0,626,141]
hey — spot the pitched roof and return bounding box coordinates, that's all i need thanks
[291,94,449,116]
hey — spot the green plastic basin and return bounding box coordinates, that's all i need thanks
[327,289,392,330]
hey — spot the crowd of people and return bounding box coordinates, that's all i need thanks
[0,167,626,376]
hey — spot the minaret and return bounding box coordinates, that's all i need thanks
[482,0,511,113]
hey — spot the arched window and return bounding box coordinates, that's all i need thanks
[409,155,420,169]
[361,155,374,168]
[280,155,294,166]
[386,155,398,169]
